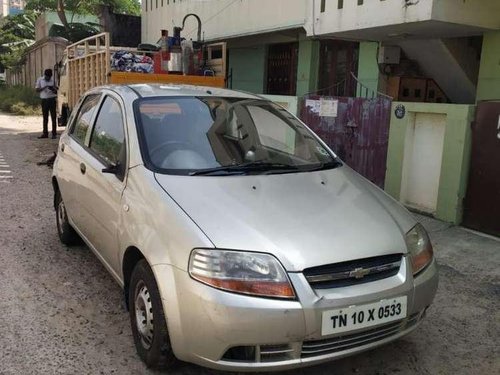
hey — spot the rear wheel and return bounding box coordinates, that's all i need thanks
[55,190,79,246]
[129,259,177,370]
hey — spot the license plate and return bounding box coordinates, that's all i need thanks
[321,296,407,336]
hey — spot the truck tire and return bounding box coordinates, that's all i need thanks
[55,190,80,246]
[129,259,178,370]
[58,104,69,127]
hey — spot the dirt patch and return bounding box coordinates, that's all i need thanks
[0,112,498,375]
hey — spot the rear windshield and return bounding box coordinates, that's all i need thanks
[134,96,339,176]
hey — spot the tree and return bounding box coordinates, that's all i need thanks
[0,11,37,71]
[26,0,141,21]
[25,0,141,42]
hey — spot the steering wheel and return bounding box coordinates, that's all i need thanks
[149,141,193,165]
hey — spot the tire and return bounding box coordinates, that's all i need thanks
[129,259,177,370]
[55,190,80,246]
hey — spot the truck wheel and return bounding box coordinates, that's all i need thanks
[129,259,177,370]
[58,104,69,127]
[55,190,80,245]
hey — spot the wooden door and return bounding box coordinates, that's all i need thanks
[463,101,500,237]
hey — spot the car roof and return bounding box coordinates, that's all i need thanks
[97,83,262,100]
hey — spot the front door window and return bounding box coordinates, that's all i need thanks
[89,96,125,168]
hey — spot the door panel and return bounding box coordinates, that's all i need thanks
[400,113,446,213]
[79,94,127,273]
[56,94,101,230]
[56,137,91,229]
[463,101,500,237]
[79,152,124,272]
[318,40,359,97]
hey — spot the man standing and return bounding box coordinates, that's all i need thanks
[35,69,58,139]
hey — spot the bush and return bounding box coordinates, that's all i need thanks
[0,85,41,115]
[10,102,41,116]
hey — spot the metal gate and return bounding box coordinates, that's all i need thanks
[299,95,392,188]
[463,101,500,237]
[266,43,298,96]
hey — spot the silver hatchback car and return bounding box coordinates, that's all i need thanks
[52,84,438,371]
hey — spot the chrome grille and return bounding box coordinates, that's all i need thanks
[301,313,420,358]
[303,254,403,289]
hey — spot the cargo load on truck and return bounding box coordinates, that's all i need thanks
[55,32,226,126]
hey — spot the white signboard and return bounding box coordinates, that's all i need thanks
[319,99,338,117]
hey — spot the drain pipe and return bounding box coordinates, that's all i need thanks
[311,0,316,37]
[180,13,202,42]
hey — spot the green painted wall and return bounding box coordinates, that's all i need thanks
[357,41,379,96]
[228,46,266,94]
[385,102,475,224]
[296,39,319,97]
[476,30,500,101]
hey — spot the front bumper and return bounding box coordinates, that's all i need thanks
[152,256,438,372]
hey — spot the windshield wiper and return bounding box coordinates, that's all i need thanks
[307,159,343,171]
[189,161,299,176]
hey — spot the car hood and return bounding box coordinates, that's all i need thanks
[154,166,416,272]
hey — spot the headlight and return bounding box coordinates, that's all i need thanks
[405,223,434,275]
[188,249,295,299]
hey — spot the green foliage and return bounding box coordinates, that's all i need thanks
[108,0,141,15]
[0,11,37,71]
[92,133,122,165]
[10,102,42,116]
[24,0,140,42]
[49,22,101,42]
[0,86,41,115]
[25,0,141,16]
[74,122,89,142]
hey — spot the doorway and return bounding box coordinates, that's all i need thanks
[266,43,298,96]
[400,113,446,213]
[463,101,500,237]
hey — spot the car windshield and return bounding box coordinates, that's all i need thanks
[135,96,340,176]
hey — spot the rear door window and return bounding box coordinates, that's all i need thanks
[70,94,101,144]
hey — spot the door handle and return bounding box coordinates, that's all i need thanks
[61,143,65,152]
[80,163,86,174]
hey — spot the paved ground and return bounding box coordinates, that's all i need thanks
[0,113,498,375]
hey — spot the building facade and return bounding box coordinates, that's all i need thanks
[142,0,500,103]
[144,0,500,231]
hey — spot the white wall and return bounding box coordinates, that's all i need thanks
[142,0,307,44]
[308,0,433,37]
[307,0,500,38]
[432,0,500,30]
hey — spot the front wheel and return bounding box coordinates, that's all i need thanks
[129,259,177,370]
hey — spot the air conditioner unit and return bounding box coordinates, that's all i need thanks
[378,46,401,64]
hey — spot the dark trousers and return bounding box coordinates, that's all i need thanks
[41,97,57,135]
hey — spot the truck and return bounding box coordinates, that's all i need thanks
[55,32,226,126]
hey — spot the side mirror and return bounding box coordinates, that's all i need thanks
[102,162,126,181]
[102,163,119,175]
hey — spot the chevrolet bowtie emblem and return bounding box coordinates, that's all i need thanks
[349,267,371,279]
